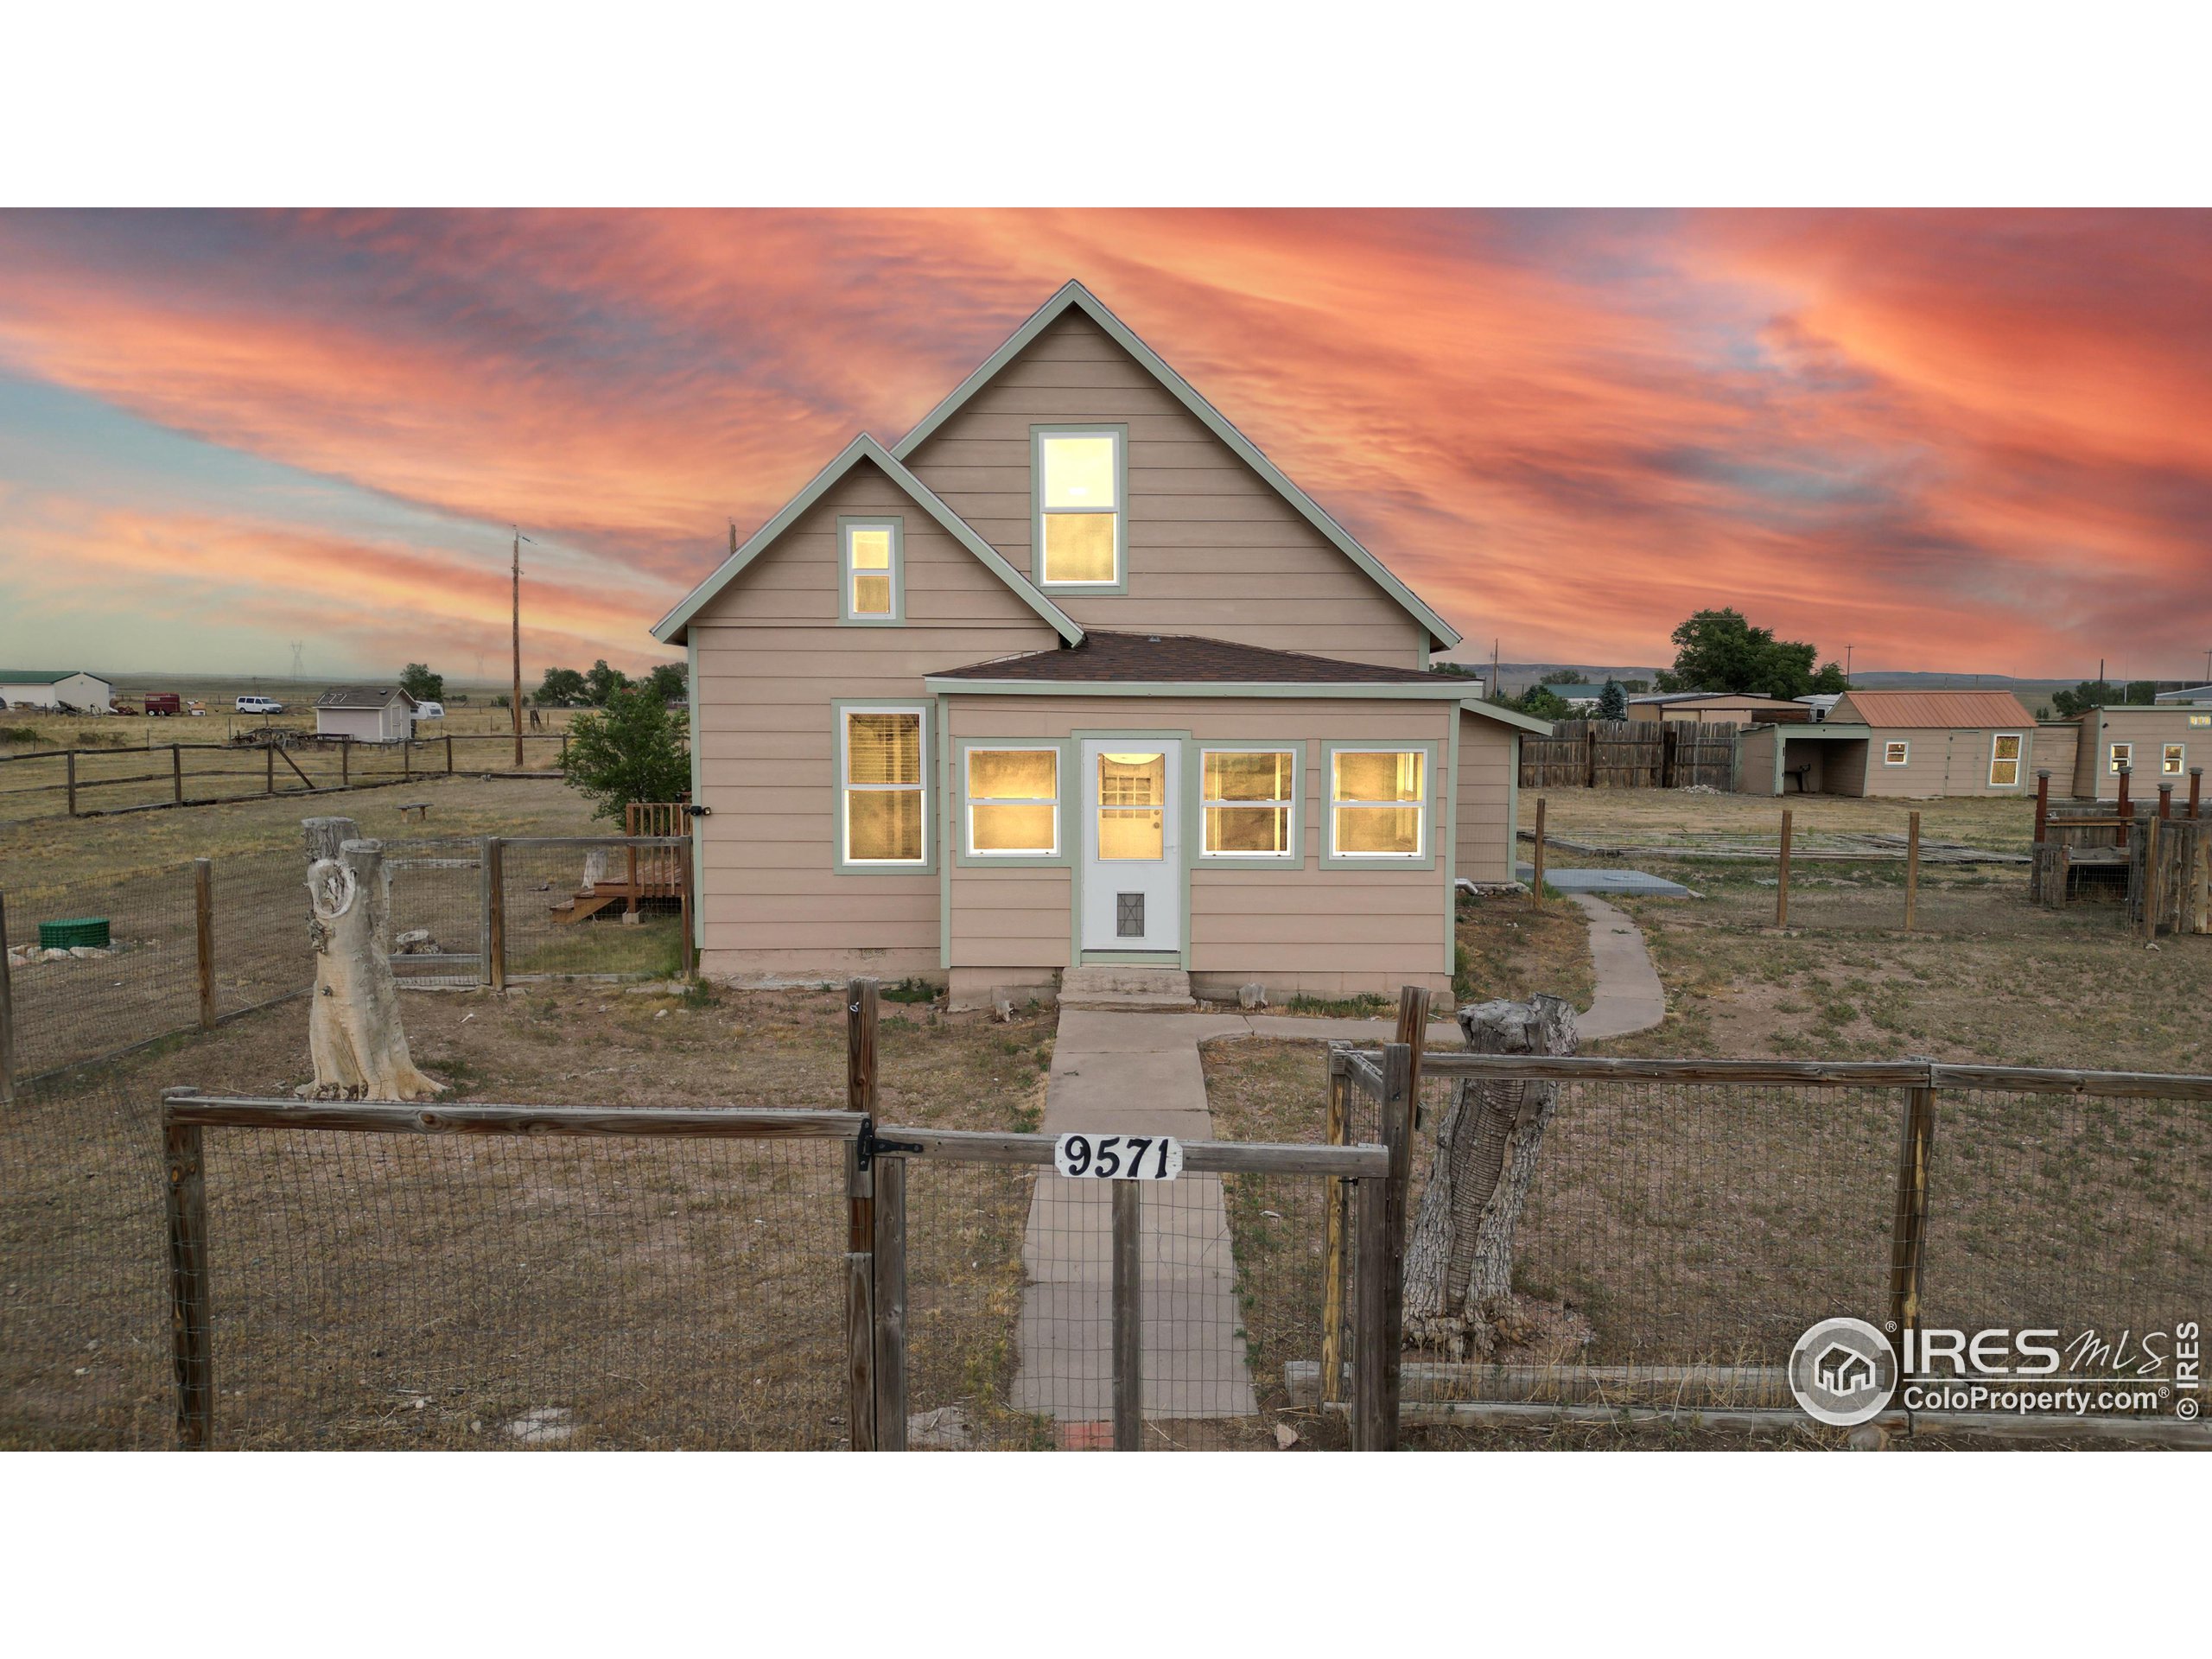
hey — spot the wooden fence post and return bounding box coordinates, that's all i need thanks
[66,749,77,817]
[873,1153,907,1451]
[847,976,878,1116]
[340,737,350,788]
[0,890,16,1105]
[677,839,696,981]
[264,743,274,796]
[2115,765,2131,845]
[162,1103,213,1449]
[2158,782,2173,821]
[1112,1179,1141,1451]
[1320,1045,1351,1406]
[445,734,454,775]
[1363,1040,1414,1451]
[1395,983,1431,1128]
[1354,1172,1387,1448]
[194,858,216,1030]
[1776,808,1794,928]
[1886,1069,1936,1402]
[2033,769,2050,845]
[1531,796,1548,902]
[845,1137,877,1452]
[1904,810,1920,932]
[2191,766,2203,821]
[172,742,184,805]
[485,838,506,992]
[2141,810,2162,942]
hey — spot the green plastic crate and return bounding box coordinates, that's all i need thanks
[40,917,111,950]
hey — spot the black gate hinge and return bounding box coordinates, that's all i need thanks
[855,1118,925,1171]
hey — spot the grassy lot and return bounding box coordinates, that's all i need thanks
[1,985,1054,1450]
[1527,784,2044,855]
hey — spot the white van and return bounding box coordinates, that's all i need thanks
[236,695,284,715]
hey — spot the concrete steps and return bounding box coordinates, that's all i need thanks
[1055,963,1196,1012]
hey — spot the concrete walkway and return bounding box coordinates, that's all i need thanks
[1007,896,1667,1428]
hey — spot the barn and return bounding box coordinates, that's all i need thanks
[0,669,115,712]
[313,686,418,744]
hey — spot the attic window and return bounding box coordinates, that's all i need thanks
[841,519,901,624]
[1035,429,1122,588]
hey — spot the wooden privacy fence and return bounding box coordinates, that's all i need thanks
[1518,719,1738,790]
[156,979,1400,1451]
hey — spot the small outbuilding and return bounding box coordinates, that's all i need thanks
[2066,703,2209,800]
[314,686,418,745]
[0,669,115,712]
[1735,689,2043,798]
[1627,690,1812,725]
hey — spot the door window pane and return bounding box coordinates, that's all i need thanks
[1096,751,1165,861]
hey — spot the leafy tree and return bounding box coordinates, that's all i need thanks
[1810,661,1850,695]
[644,661,689,702]
[1539,668,1587,686]
[398,662,444,702]
[2051,680,2120,719]
[2124,680,2159,705]
[1619,678,1649,693]
[1655,607,1832,700]
[559,684,690,823]
[1511,684,1574,721]
[1597,678,1628,720]
[536,666,587,705]
[583,658,632,707]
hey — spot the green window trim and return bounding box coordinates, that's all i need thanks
[833,700,936,874]
[1031,424,1129,594]
[953,737,1075,868]
[1320,741,1440,869]
[1189,741,1304,867]
[838,516,905,626]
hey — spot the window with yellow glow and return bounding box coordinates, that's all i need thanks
[966,747,1059,856]
[2164,743,2186,776]
[1201,748,1295,857]
[1036,430,1121,586]
[1884,741,1910,766]
[1988,733,2023,788]
[1331,750,1425,857]
[1096,751,1164,860]
[842,522,898,620]
[2109,742,2133,773]
[842,708,925,864]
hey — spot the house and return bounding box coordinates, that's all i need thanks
[313,686,418,744]
[0,669,115,712]
[652,282,1548,1007]
[1796,693,1843,721]
[1735,690,2041,798]
[2152,684,2212,706]
[1626,690,1811,726]
[2064,703,2208,800]
[1813,1342,1878,1398]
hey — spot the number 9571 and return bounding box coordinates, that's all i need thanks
[1053,1132,1182,1181]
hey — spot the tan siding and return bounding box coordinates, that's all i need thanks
[689,456,1059,980]
[1454,712,1516,883]
[1736,727,1779,795]
[903,310,1433,668]
[943,695,1454,988]
[1857,728,2036,798]
[2086,708,2202,799]
[2036,723,2080,798]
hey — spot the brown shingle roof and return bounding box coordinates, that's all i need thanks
[1829,690,2036,728]
[930,632,1442,684]
[316,686,414,710]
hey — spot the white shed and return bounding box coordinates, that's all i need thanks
[0,670,115,712]
[314,686,418,744]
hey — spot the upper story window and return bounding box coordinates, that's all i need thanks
[1034,428,1123,588]
[841,519,901,624]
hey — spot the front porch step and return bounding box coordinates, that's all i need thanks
[1056,963,1196,1012]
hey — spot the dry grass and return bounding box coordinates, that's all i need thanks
[0,985,1056,1450]
[1455,887,1596,1008]
[1527,785,2044,855]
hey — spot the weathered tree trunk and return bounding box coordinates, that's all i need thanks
[1404,995,1576,1356]
[302,816,443,1101]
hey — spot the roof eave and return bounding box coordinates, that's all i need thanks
[1456,698,1556,735]
[649,435,1082,647]
[890,281,1464,653]
[925,677,1471,700]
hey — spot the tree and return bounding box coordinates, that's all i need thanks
[301,817,443,1102]
[536,665,587,705]
[1810,661,1850,694]
[1597,678,1628,720]
[1539,668,1587,686]
[559,684,690,823]
[582,658,632,707]
[644,660,688,702]
[2052,680,2120,719]
[1656,607,1828,700]
[398,662,444,702]
[2124,680,2159,705]
[1511,684,1573,721]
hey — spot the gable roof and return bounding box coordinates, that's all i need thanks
[0,669,109,685]
[926,630,1475,700]
[1628,690,1807,709]
[1829,690,2036,728]
[316,686,415,709]
[891,281,1465,652]
[650,435,1083,646]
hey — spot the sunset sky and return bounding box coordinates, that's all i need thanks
[2,209,2206,684]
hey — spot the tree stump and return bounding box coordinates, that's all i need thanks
[1403,995,1577,1357]
[302,816,443,1101]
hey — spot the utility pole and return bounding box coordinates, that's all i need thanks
[512,527,534,767]
[1490,638,1501,702]
[1844,644,1854,682]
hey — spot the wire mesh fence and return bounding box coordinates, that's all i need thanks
[384,836,484,987]
[3,866,212,1077]
[497,836,689,982]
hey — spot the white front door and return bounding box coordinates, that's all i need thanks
[1079,739,1182,952]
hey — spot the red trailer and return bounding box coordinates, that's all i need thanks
[143,693,183,716]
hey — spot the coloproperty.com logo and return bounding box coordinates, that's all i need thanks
[1788,1317,2202,1427]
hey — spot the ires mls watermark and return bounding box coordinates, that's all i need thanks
[1787,1316,2202,1428]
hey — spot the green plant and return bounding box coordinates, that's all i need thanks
[680,977,716,1010]
[557,685,690,823]
[0,724,44,745]
[1286,991,1390,1018]
[881,976,938,1004]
